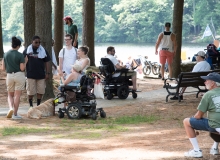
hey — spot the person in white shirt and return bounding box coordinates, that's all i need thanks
[58,34,77,77]
[105,46,137,91]
[170,51,211,100]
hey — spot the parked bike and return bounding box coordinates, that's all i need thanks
[141,56,161,75]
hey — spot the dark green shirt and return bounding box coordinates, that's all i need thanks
[67,23,78,41]
[3,50,25,73]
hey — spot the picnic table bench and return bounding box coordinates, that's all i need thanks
[163,69,220,102]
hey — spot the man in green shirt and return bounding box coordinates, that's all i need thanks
[63,16,78,48]
[183,72,220,158]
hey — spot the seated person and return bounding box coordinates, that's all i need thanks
[170,51,211,100]
[60,64,82,86]
[60,64,82,103]
[74,46,90,75]
[105,46,137,91]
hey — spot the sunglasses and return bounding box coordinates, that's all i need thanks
[34,41,41,44]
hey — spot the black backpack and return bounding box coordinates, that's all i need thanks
[206,44,220,56]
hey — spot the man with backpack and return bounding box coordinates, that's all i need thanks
[58,34,77,78]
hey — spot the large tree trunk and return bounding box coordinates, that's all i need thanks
[172,0,184,78]
[0,0,4,58]
[54,0,64,65]
[82,0,95,66]
[35,0,54,99]
[23,0,35,48]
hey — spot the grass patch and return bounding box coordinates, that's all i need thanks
[114,115,159,124]
[0,127,50,136]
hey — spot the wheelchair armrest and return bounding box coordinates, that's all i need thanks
[115,69,129,73]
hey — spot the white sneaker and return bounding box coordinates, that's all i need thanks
[6,109,14,118]
[210,148,219,155]
[184,149,203,158]
[12,114,22,120]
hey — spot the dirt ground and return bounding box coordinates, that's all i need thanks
[0,60,220,160]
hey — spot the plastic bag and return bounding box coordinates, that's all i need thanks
[94,78,104,99]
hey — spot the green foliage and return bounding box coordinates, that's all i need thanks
[1,0,220,43]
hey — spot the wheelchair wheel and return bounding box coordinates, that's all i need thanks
[92,112,97,120]
[106,90,113,100]
[132,92,137,99]
[58,111,64,118]
[117,85,129,99]
[66,104,82,119]
[142,65,151,75]
[100,110,106,118]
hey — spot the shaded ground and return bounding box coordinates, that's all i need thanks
[0,60,219,160]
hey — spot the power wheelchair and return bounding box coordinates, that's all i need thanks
[54,71,106,120]
[99,58,138,100]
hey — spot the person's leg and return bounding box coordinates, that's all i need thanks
[167,63,172,78]
[166,51,174,78]
[7,92,14,110]
[36,79,46,106]
[132,74,137,90]
[13,90,22,116]
[159,50,166,79]
[27,78,37,107]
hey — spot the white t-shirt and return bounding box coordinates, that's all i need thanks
[75,58,90,74]
[105,54,120,77]
[192,61,211,72]
[58,47,77,75]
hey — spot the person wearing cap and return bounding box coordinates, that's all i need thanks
[155,22,177,80]
[63,16,78,48]
[183,72,220,158]
[60,64,82,86]
[170,51,211,100]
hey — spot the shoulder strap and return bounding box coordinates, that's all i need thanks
[63,48,65,61]
[74,47,78,59]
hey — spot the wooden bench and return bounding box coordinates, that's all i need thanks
[163,69,220,102]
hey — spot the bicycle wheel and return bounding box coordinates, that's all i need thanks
[152,64,161,75]
[142,64,151,75]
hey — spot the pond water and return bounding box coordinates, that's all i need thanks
[3,42,207,66]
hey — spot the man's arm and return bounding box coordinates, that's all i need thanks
[193,110,205,119]
[155,33,163,55]
[1,58,5,71]
[115,63,126,70]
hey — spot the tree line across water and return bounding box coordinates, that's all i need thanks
[2,0,219,44]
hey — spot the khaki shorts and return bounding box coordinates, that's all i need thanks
[26,78,46,95]
[6,72,26,92]
[121,70,136,77]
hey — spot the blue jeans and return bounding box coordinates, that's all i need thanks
[190,117,217,132]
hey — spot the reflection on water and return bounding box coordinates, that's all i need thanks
[3,43,208,66]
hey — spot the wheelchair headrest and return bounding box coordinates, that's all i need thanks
[100,58,116,75]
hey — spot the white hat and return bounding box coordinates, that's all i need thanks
[195,51,206,57]
[71,64,82,72]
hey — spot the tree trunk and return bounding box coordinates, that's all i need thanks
[23,0,35,48]
[0,0,4,58]
[35,0,54,99]
[82,0,95,66]
[172,0,184,78]
[54,0,64,65]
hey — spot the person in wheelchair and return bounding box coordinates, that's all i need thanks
[105,46,137,91]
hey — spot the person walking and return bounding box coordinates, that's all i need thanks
[1,36,28,119]
[63,16,78,48]
[23,36,51,107]
[155,22,177,80]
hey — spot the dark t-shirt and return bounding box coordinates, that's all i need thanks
[4,50,25,73]
[67,23,78,40]
[23,47,51,79]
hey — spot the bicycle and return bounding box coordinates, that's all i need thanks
[141,56,161,76]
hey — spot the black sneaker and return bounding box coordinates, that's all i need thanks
[170,95,183,100]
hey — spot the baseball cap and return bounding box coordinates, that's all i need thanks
[195,51,206,57]
[63,16,72,21]
[201,72,220,83]
[71,64,82,72]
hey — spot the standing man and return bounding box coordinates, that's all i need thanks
[58,34,78,77]
[63,16,78,48]
[155,22,177,80]
[23,36,51,107]
[183,72,220,158]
